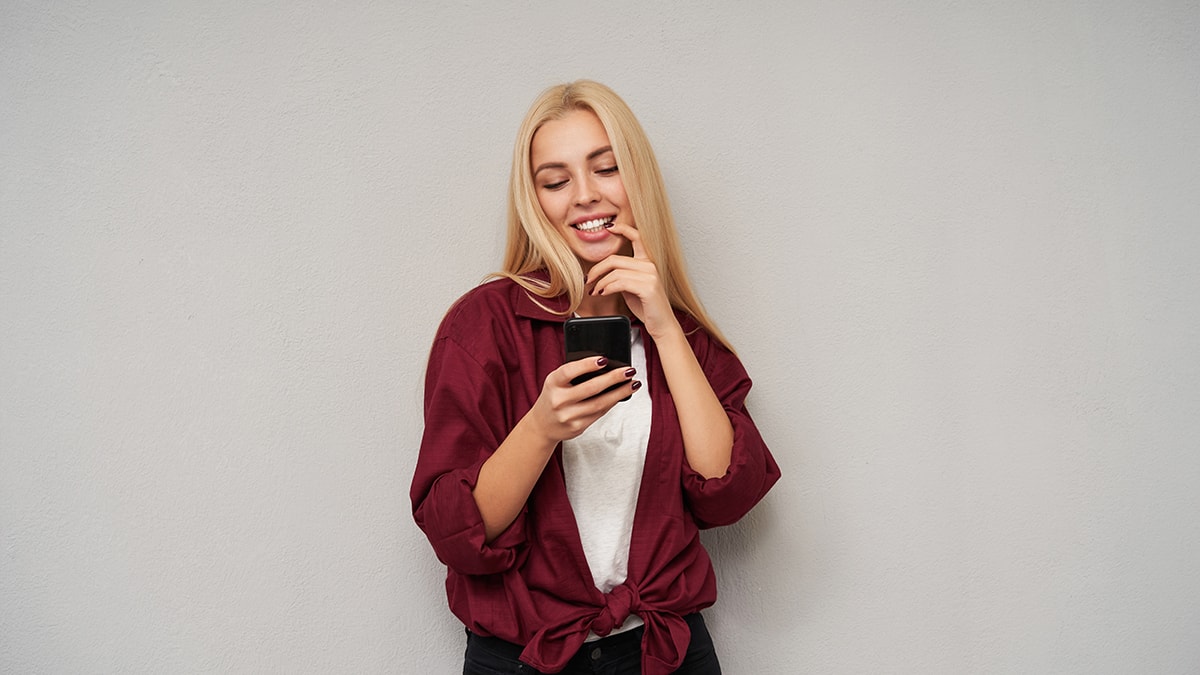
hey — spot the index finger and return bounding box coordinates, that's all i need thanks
[607,222,647,260]
[555,356,610,385]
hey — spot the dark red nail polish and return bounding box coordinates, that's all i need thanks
[630,380,642,391]
[596,357,608,367]
[624,368,636,378]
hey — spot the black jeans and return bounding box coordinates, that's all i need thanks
[463,613,721,675]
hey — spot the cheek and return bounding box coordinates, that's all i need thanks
[535,192,564,221]
[610,180,630,208]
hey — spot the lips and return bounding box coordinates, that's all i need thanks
[572,216,615,233]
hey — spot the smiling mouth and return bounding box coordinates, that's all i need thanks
[572,216,615,233]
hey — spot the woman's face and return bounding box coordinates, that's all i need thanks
[530,109,634,271]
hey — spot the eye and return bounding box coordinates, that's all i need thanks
[542,180,568,191]
[596,166,619,175]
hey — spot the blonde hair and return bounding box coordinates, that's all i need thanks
[495,80,732,351]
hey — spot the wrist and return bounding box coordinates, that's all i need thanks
[516,408,564,452]
[647,317,687,349]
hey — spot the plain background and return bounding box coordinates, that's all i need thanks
[3,1,1199,672]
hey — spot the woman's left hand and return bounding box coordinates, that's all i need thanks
[589,222,735,479]
[585,223,682,341]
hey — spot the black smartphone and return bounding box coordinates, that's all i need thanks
[564,315,632,398]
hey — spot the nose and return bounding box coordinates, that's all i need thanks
[573,173,600,206]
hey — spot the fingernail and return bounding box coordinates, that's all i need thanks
[631,380,642,391]
[596,357,608,367]
[624,368,636,378]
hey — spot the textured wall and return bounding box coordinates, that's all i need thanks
[3,1,1199,672]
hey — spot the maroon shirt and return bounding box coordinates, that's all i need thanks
[411,274,780,674]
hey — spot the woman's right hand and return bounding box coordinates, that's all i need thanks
[473,357,638,542]
[524,357,639,444]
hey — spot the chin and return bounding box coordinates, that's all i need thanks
[577,246,622,264]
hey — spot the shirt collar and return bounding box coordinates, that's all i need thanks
[512,270,571,322]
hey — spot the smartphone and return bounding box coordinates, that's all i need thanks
[564,315,632,398]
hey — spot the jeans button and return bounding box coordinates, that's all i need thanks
[590,647,602,660]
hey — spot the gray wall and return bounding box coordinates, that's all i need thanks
[3,1,1199,672]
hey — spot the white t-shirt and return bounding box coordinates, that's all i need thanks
[562,327,652,637]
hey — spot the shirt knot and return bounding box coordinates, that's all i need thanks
[591,584,638,636]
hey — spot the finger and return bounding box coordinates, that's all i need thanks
[557,356,611,385]
[591,269,654,297]
[606,222,647,260]
[585,256,624,284]
[591,376,642,406]
[586,256,655,291]
[565,362,637,401]
[559,379,637,437]
[575,372,640,409]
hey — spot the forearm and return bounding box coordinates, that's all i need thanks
[653,327,733,479]
[472,414,559,542]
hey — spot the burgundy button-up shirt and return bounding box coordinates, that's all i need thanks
[411,274,780,674]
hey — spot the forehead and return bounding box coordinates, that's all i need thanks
[530,109,612,163]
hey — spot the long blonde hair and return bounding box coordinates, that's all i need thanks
[496,80,732,351]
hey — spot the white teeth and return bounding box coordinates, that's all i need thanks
[575,216,613,232]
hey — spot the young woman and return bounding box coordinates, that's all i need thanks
[411,80,780,675]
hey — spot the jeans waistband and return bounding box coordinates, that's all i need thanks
[466,612,705,664]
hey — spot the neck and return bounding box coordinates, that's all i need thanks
[576,292,626,318]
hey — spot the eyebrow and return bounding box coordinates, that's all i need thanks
[532,146,614,176]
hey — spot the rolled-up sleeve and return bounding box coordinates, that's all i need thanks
[411,336,528,575]
[680,340,781,528]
